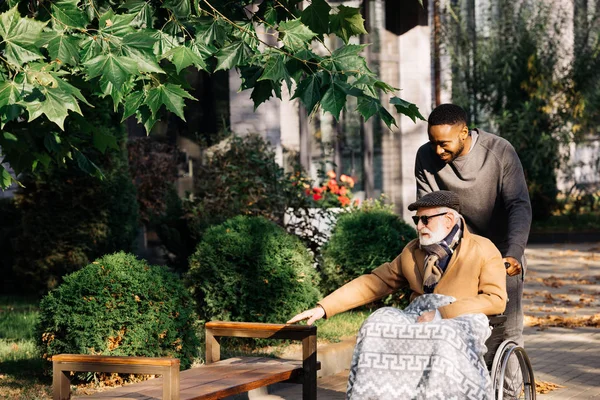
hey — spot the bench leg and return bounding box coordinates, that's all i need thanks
[53,364,70,400]
[302,334,317,400]
[162,364,180,400]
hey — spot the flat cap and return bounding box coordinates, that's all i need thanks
[408,190,460,212]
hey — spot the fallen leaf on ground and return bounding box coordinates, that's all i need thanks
[525,314,600,328]
[536,380,565,394]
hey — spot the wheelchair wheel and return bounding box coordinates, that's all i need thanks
[490,340,535,400]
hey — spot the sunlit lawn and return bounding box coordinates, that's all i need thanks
[0,296,51,400]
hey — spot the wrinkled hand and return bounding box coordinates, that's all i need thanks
[287,306,325,326]
[504,256,522,277]
[417,310,436,323]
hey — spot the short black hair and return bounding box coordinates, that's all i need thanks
[428,104,468,126]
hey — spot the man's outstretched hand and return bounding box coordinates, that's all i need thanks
[287,306,325,326]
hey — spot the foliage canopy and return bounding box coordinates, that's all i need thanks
[0,0,424,189]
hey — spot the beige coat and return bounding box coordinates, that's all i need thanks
[318,224,507,319]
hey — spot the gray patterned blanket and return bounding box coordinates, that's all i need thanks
[347,294,493,400]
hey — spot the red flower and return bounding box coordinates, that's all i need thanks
[339,186,347,196]
[313,187,323,194]
[313,193,323,201]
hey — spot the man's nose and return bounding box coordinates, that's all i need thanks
[435,145,445,156]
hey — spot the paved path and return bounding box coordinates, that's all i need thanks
[262,243,600,399]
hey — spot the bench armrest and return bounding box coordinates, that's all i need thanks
[52,354,179,400]
[205,321,316,340]
[205,321,318,399]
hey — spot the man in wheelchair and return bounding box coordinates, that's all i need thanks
[288,190,508,399]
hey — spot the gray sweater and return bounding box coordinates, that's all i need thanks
[415,129,532,261]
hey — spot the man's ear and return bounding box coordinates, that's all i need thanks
[445,212,456,228]
[460,125,469,140]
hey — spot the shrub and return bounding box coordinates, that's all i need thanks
[36,252,199,370]
[187,216,321,324]
[319,208,417,305]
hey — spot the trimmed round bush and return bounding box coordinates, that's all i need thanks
[36,252,199,369]
[187,216,321,323]
[320,209,417,302]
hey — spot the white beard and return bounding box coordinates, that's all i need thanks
[419,227,448,246]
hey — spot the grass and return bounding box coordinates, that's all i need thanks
[0,296,51,400]
[315,309,371,342]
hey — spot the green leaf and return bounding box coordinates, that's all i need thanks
[79,35,104,63]
[329,5,368,44]
[214,41,251,72]
[195,18,227,46]
[258,54,290,89]
[390,97,426,123]
[51,0,88,30]
[379,106,397,129]
[93,131,118,153]
[250,80,281,109]
[84,54,139,88]
[122,0,154,28]
[321,80,347,120]
[163,45,207,74]
[122,90,145,121]
[278,19,316,52]
[24,87,82,130]
[122,33,164,73]
[291,74,321,113]
[0,7,47,65]
[47,32,81,66]
[301,0,331,35]
[151,29,179,54]
[98,10,135,37]
[262,4,277,25]
[327,44,370,74]
[0,164,12,189]
[190,39,216,59]
[146,83,195,120]
[99,80,126,110]
[73,148,103,178]
[286,49,321,81]
[54,78,92,106]
[357,95,379,121]
[0,80,23,108]
[138,105,158,133]
[163,0,190,20]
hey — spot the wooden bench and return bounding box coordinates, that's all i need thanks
[53,321,319,400]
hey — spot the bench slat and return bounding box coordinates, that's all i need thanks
[73,357,306,400]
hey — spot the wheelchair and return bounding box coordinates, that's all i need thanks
[485,315,536,400]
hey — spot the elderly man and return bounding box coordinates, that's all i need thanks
[288,190,507,399]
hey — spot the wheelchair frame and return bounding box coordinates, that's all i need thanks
[486,315,536,400]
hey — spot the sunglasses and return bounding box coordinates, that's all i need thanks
[412,212,448,226]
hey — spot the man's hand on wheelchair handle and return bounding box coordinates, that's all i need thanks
[503,256,522,277]
[287,305,326,325]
